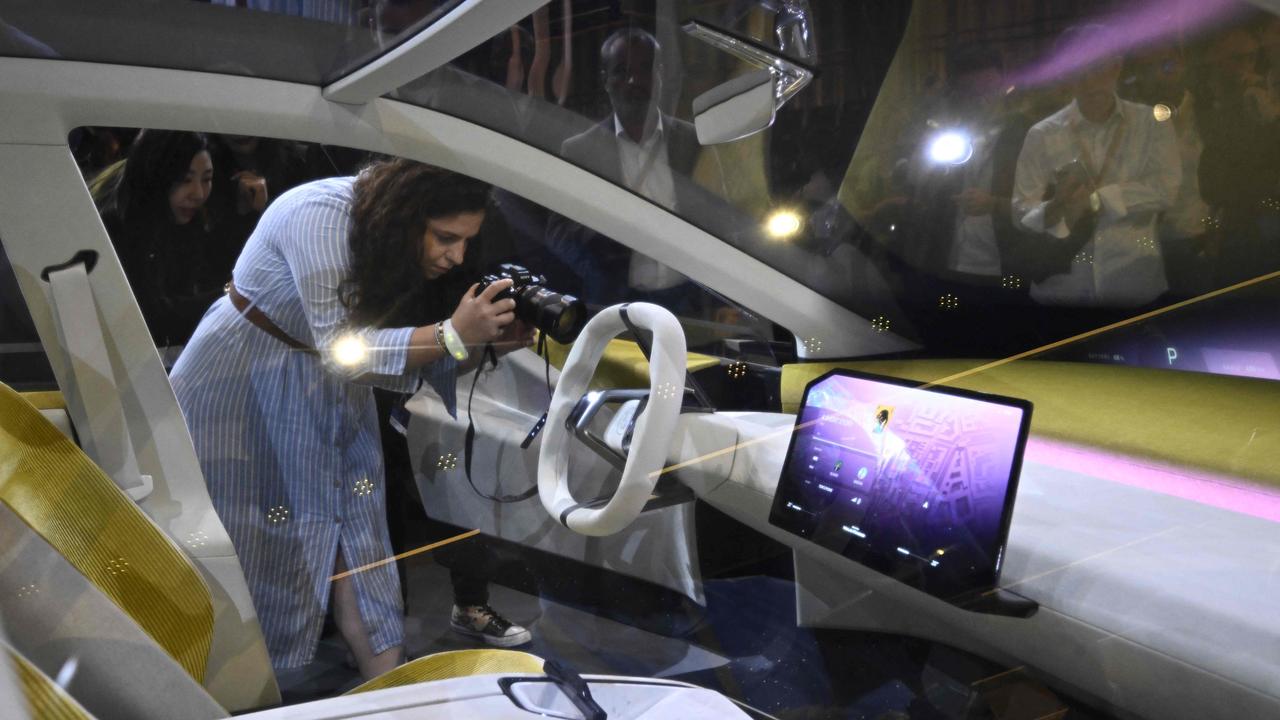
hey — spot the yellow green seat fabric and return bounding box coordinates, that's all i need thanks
[6,647,92,720]
[0,382,215,683]
[0,382,555,711]
[346,649,546,695]
[17,391,64,411]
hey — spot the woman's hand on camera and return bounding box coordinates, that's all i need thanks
[452,280,517,348]
[492,319,537,356]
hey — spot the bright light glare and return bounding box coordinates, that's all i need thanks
[332,335,368,367]
[765,210,802,239]
[1153,104,1172,122]
[927,130,973,165]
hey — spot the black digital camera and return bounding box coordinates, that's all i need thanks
[476,263,586,344]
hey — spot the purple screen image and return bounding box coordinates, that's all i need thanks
[1200,348,1280,381]
[771,373,1028,598]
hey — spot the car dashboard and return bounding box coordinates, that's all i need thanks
[408,344,1280,720]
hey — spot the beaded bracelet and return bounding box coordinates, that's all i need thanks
[434,321,447,353]
[440,318,469,361]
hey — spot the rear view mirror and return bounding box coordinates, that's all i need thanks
[683,19,815,146]
[691,69,775,145]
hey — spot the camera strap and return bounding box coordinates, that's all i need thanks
[463,343,539,503]
[519,332,553,450]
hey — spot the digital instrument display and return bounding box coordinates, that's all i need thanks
[1045,280,1280,382]
[769,370,1032,601]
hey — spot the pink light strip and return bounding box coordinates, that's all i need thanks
[1023,437,1280,524]
[1010,0,1250,88]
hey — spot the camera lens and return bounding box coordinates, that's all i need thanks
[518,285,586,344]
[553,303,583,339]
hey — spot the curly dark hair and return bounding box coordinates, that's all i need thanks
[341,158,491,328]
[114,129,210,225]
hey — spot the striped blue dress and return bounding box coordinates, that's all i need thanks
[171,177,456,669]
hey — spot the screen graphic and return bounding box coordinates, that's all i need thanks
[770,371,1031,600]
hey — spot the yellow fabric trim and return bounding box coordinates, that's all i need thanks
[6,648,92,720]
[781,359,1280,487]
[0,382,214,683]
[545,337,720,390]
[345,649,545,695]
[18,392,65,411]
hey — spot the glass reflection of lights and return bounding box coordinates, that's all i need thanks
[1153,103,1173,122]
[765,209,802,239]
[926,130,974,165]
[332,335,368,367]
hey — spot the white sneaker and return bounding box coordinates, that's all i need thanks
[450,604,532,648]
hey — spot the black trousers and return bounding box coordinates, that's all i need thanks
[375,389,490,608]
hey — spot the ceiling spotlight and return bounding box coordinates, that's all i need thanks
[927,130,974,165]
[765,209,802,239]
[331,334,368,367]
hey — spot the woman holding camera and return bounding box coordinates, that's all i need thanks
[171,158,531,680]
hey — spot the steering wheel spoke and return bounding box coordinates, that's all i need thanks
[566,388,650,471]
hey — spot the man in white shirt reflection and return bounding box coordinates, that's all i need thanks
[551,29,725,309]
[605,36,683,293]
[1013,24,1181,308]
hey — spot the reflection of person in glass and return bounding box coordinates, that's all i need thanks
[170,159,531,680]
[1197,25,1280,286]
[1123,39,1212,297]
[546,28,725,311]
[1012,24,1181,308]
[891,47,1033,280]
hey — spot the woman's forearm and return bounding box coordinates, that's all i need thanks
[405,323,452,369]
[405,321,491,372]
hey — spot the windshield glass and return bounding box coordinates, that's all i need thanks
[392,0,913,344]
[5,2,1280,719]
[397,0,1280,367]
[0,0,458,84]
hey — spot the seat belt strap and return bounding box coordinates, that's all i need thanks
[45,260,152,501]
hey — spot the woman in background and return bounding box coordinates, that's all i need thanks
[94,129,230,349]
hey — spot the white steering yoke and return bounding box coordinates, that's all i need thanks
[538,303,687,536]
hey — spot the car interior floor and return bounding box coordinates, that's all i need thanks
[278,544,1117,720]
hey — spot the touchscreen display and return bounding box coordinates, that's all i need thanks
[769,370,1032,601]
